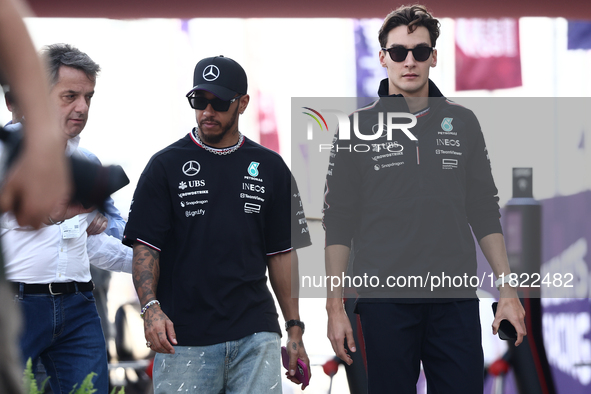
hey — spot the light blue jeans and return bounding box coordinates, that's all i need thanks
[153,331,282,394]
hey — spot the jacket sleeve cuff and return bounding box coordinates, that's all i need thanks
[324,230,353,248]
[471,217,503,242]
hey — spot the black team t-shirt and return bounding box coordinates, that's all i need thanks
[124,131,291,346]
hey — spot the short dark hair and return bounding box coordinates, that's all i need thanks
[379,5,440,48]
[41,44,101,87]
[4,89,14,106]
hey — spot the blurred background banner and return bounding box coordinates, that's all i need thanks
[257,90,280,153]
[354,19,386,99]
[540,191,591,392]
[568,21,591,50]
[455,18,522,91]
[474,188,591,393]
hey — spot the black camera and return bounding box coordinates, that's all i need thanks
[0,124,129,209]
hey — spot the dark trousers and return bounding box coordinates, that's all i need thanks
[357,300,484,394]
[17,289,108,394]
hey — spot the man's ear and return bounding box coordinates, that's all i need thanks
[239,94,250,114]
[379,50,388,67]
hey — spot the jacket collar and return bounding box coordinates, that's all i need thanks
[377,78,444,98]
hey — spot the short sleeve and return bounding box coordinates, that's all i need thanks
[123,157,173,251]
[263,160,292,255]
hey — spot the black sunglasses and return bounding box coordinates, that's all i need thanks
[187,94,243,112]
[382,46,434,62]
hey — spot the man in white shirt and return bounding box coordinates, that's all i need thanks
[1,44,131,394]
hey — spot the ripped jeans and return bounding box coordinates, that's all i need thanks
[153,332,282,394]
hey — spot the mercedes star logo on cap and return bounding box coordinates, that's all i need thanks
[182,160,201,176]
[202,65,220,81]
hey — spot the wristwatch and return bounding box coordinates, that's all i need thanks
[495,274,519,289]
[285,319,305,334]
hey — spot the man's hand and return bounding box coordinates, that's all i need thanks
[327,300,356,365]
[285,326,311,389]
[267,251,310,387]
[86,212,108,235]
[479,234,528,346]
[493,288,527,346]
[143,303,177,354]
[46,197,94,225]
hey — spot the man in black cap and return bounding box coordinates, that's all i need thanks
[124,55,310,393]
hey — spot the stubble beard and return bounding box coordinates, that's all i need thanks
[199,104,240,146]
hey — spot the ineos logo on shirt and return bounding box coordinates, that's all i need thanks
[202,65,220,81]
[242,183,265,194]
[182,161,201,176]
[436,139,461,147]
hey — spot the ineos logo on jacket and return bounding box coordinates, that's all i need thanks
[436,139,460,147]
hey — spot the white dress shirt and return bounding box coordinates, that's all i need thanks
[1,210,132,284]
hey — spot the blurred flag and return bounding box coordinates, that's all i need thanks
[258,91,280,154]
[455,18,522,91]
[568,21,591,50]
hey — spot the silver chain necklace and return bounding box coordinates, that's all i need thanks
[193,128,244,155]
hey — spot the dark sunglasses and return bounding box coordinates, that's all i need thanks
[187,94,243,112]
[382,46,434,62]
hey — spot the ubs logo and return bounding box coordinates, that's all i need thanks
[189,180,206,187]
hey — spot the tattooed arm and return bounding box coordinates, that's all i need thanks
[268,250,311,389]
[132,243,177,354]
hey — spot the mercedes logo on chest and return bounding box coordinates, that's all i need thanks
[182,161,201,176]
[203,65,220,81]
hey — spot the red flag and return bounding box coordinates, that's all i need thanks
[257,91,280,154]
[455,18,522,91]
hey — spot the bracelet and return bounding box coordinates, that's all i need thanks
[140,300,160,318]
[495,274,519,289]
[48,217,65,225]
[285,319,305,334]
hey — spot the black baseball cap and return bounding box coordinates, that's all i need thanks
[186,56,247,101]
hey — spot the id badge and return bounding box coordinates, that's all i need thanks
[61,217,80,239]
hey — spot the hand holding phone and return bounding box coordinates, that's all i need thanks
[492,301,518,341]
[281,346,310,387]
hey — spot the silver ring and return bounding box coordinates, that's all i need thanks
[146,341,152,348]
